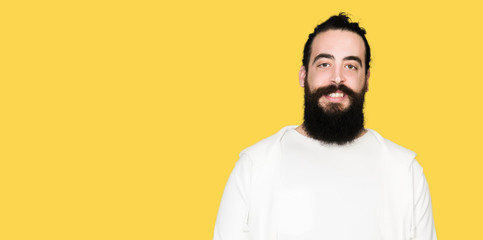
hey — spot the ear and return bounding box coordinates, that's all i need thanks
[299,66,306,87]
[364,70,370,92]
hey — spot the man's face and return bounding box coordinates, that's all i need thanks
[299,29,369,112]
[299,29,370,145]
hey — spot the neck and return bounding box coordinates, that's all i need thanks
[295,124,367,141]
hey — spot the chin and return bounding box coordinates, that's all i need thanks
[320,102,351,115]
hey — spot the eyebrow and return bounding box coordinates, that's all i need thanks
[312,53,363,67]
[343,56,363,67]
[312,53,334,65]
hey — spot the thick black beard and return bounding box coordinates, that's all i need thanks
[303,81,366,145]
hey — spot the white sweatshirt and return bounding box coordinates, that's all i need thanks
[214,126,436,240]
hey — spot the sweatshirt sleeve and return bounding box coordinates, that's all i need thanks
[411,160,437,240]
[213,153,252,240]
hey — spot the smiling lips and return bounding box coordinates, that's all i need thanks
[324,91,346,103]
[328,92,344,98]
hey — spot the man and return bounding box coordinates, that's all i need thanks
[214,13,437,240]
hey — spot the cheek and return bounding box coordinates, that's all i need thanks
[343,69,359,79]
[308,71,332,87]
[343,71,365,87]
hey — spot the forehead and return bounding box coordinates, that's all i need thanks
[311,30,366,63]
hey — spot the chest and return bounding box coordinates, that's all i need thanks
[276,150,384,240]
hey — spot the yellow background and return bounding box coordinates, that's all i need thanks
[1,0,482,239]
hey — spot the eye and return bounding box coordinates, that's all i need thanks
[317,62,331,68]
[345,64,358,70]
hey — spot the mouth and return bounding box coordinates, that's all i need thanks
[323,90,347,103]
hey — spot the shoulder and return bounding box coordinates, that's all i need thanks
[239,125,297,163]
[232,126,297,192]
[367,129,417,168]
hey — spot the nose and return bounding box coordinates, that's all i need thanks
[334,76,343,84]
[331,66,344,85]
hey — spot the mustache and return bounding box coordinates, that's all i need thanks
[310,84,358,100]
